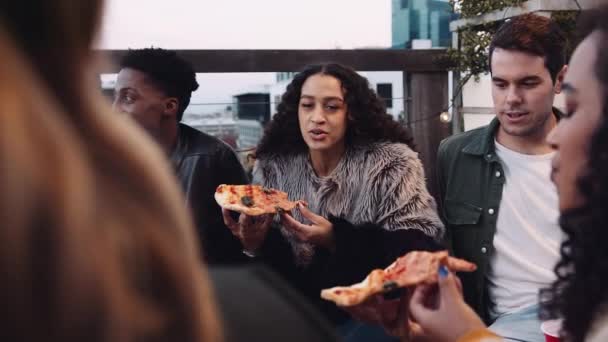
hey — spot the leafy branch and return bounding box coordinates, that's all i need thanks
[448,0,526,18]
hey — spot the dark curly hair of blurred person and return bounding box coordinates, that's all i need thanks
[540,6,608,342]
[120,48,199,121]
[255,63,414,158]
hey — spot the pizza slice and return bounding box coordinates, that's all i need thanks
[214,184,306,216]
[321,250,476,307]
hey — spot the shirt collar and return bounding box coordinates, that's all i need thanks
[461,107,564,157]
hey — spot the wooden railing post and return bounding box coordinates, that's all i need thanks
[408,72,451,200]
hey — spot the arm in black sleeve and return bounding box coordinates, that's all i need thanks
[197,147,250,265]
[255,226,300,279]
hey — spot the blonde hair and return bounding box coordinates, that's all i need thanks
[0,2,221,341]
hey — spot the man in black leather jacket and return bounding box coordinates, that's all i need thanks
[113,48,249,264]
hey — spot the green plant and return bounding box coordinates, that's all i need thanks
[449,0,526,17]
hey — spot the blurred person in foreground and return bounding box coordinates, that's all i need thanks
[0,1,337,341]
[391,6,608,342]
[0,2,220,341]
[113,48,249,265]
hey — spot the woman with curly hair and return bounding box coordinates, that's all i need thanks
[223,63,444,339]
[399,5,608,342]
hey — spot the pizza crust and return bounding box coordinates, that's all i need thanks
[216,201,269,216]
[320,269,386,307]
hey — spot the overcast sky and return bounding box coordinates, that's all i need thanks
[98,0,392,113]
[99,0,391,49]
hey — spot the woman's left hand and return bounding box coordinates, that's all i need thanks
[280,203,335,250]
[343,292,430,340]
[344,294,406,336]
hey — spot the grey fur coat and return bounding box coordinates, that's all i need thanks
[253,142,444,264]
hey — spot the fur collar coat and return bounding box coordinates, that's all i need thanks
[253,142,444,264]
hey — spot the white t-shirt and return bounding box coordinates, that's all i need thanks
[488,141,564,315]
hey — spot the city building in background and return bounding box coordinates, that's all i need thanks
[183,109,238,148]
[391,0,454,49]
[233,89,271,148]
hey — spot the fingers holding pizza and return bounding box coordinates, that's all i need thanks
[222,208,273,253]
[342,289,409,336]
[215,184,310,253]
[340,288,432,340]
[280,203,335,250]
[215,184,337,251]
[320,251,477,339]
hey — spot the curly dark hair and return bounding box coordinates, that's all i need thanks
[119,48,199,121]
[539,6,608,342]
[255,63,414,158]
[489,13,567,82]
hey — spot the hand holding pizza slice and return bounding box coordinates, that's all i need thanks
[321,251,475,307]
[320,251,476,338]
[217,184,309,252]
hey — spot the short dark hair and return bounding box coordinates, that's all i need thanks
[119,48,199,121]
[489,14,566,82]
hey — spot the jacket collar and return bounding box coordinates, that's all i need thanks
[462,118,499,156]
[169,123,188,167]
[462,107,565,157]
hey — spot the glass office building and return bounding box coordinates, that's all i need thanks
[392,0,455,48]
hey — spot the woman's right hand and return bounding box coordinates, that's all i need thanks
[222,208,273,253]
[408,267,488,342]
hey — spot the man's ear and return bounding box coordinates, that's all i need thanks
[163,98,179,118]
[554,65,568,93]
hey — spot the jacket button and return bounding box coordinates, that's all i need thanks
[481,247,487,253]
[488,208,495,215]
[495,171,501,178]
[487,154,493,159]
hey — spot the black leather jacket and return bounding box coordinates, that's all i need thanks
[170,123,249,265]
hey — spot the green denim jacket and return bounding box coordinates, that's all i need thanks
[436,112,561,322]
[437,119,502,321]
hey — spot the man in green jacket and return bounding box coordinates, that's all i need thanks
[437,14,567,342]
